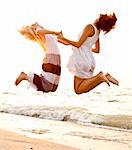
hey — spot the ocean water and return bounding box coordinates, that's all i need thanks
[0,85,132,130]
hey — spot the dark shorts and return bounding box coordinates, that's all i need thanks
[33,74,58,92]
[32,54,61,93]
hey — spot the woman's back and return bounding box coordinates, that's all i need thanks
[44,35,60,55]
[77,24,99,50]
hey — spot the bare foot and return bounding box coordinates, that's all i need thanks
[105,73,119,86]
[15,72,27,86]
[99,72,110,86]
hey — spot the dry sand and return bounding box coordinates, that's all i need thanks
[0,130,78,150]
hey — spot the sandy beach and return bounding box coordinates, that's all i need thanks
[0,129,77,150]
[0,113,132,150]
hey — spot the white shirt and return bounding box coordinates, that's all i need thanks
[67,24,99,78]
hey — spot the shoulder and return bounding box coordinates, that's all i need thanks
[84,24,95,37]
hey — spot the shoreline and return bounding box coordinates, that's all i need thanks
[0,113,132,150]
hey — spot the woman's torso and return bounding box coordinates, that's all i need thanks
[40,35,61,86]
[67,24,99,78]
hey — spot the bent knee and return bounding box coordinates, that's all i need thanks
[74,88,83,95]
[51,85,58,92]
[51,89,57,92]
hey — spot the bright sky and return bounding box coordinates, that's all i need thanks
[0,0,132,90]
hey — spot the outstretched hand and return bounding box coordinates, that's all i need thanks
[57,31,64,40]
[57,31,70,45]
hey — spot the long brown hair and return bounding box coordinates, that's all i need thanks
[95,13,117,34]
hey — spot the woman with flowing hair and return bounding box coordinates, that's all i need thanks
[15,23,63,92]
[57,13,119,94]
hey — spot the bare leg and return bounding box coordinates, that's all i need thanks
[105,73,119,86]
[15,72,28,86]
[74,72,110,94]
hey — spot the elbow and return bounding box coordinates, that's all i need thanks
[93,48,100,53]
[95,50,100,53]
[37,30,44,36]
[97,48,100,53]
[72,41,82,48]
[75,43,81,48]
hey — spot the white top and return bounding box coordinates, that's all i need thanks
[36,27,60,54]
[44,35,60,55]
[35,29,61,85]
[28,34,61,87]
[67,24,99,78]
[42,35,61,85]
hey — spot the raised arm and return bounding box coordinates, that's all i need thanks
[57,24,95,48]
[30,22,60,36]
[58,39,70,45]
[91,38,100,53]
[37,29,60,36]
